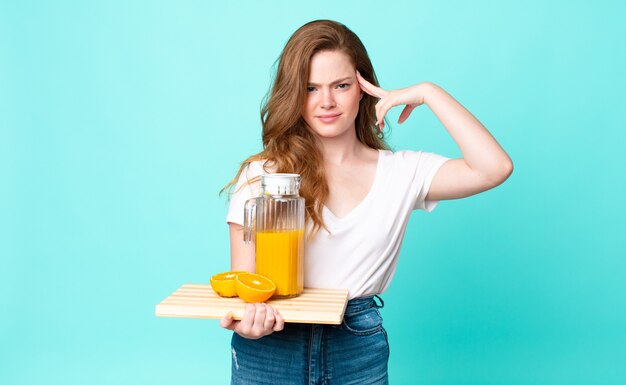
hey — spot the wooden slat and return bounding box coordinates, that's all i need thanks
[155,284,349,325]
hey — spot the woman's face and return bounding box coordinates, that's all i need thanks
[302,50,362,141]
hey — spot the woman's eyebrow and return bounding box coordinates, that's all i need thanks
[307,76,353,87]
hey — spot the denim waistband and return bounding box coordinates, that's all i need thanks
[345,295,384,314]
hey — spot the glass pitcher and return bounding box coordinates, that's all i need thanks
[244,174,305,298]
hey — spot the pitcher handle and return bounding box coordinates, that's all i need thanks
[243,197,258,244]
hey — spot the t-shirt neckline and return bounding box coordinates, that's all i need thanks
[322,149,387,225]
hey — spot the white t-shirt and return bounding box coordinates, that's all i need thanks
[226,149,450,299]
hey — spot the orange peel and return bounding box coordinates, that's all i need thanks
[235,272,276,303]
[210,271,247,297]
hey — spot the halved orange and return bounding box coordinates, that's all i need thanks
[235,272,276,303]
[210,271,247,297]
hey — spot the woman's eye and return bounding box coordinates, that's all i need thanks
[306,86,316,92]
[337,83,350,89]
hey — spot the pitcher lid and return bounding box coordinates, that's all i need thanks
[262,173,301,195]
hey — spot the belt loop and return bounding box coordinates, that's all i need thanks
[373,295,384,309]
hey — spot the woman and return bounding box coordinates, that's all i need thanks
[221,19,512,384]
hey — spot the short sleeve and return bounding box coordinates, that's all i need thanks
[404,151,450,212]
[225,161,265,225]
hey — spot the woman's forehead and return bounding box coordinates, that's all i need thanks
[308,50,355,84]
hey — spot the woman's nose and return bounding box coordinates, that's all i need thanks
[320,89,336,109]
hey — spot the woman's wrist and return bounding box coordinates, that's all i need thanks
[418,82,440,106]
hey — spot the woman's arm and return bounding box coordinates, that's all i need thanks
[220,223,284,339]
[229,223,256,272]
[357,73,513,199]
[419,82,513,200]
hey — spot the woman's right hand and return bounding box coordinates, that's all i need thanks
[220,303,285,339]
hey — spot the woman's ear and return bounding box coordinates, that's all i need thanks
[359,91,364,100]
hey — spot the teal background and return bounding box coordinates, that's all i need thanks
[2,0,625,384]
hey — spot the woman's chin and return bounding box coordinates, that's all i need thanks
[309,125,356,141]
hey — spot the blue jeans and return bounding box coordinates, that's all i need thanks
[230,296,389,385]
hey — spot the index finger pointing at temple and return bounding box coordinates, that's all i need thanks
[356,71,385,98]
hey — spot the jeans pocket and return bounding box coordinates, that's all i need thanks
[341,307,383,336]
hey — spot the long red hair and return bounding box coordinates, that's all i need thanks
[223,20,389,236]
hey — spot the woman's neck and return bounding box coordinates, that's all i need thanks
[316,132,368,166]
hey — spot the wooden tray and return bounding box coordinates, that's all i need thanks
[155,284,349,325]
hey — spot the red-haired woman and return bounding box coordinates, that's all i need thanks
[221,19,512,384]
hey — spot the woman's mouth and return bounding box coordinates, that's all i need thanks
[317,113,341,123]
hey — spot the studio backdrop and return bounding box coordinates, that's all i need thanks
[1,1,625,384]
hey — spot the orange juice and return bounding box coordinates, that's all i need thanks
[255,229,304,298]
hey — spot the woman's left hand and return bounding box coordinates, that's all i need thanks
[356,71,432,130]
[357,72,513,201]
